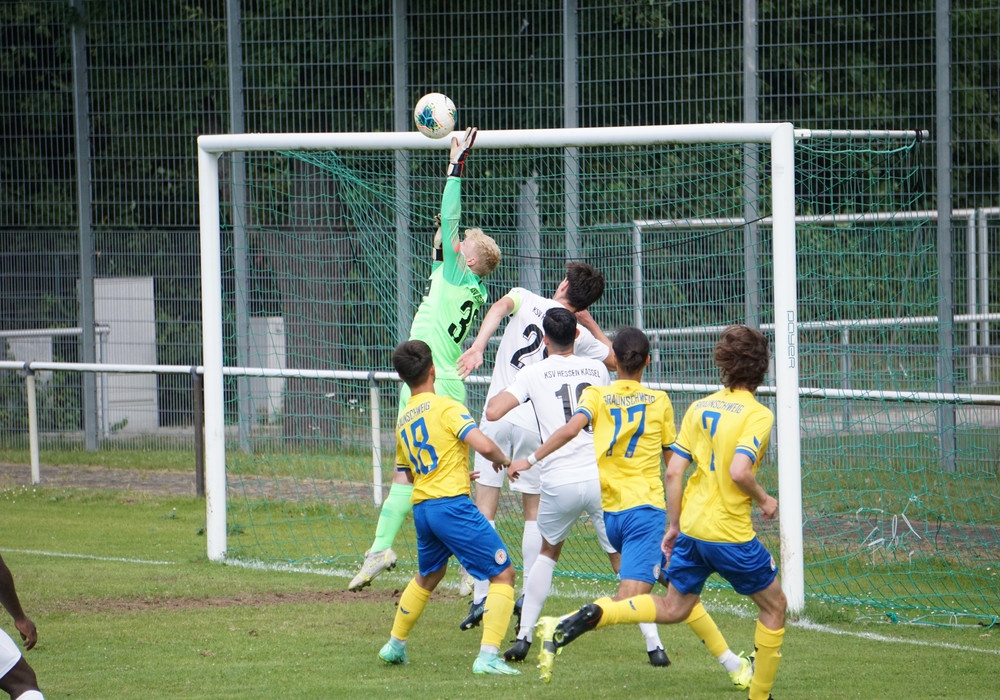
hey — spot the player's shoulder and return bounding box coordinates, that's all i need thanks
[506,287,549,315]
[566,353,612,379]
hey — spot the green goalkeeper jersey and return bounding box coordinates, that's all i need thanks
[408,176,487,388]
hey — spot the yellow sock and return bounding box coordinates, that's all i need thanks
[594,594,657,628]
[685,602,729,657]
[749,619,785,700]
[389,580,432,641]
[480,582,515,650]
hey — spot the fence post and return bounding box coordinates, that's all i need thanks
[369,371,383,507]
[23,364,40,485]
[192,367,205,498]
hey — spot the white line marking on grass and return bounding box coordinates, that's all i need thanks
[222,558,351,577]
[692,598,1000,656]
[6,548,174,566]
[794,619,1000,655]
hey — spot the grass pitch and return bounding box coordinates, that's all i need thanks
[0,482,997,698]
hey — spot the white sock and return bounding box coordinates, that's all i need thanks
[472,520,496,603]
[718,649,741,672]
[521,520,541,583]
[15,691,45,700]
[639,622,663,652]
[519,554,557,642]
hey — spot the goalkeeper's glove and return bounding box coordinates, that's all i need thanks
[448,126,478,178]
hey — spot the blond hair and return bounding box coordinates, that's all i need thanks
[464,228,501,276]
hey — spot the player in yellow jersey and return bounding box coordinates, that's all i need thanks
[534,326,786,700]
[377,340,522,676]
[508,327,752,687]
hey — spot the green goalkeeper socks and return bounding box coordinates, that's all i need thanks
[371,482,414,552]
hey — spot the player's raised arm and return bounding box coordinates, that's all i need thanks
[574,308,617,371]
[457,295,515,378]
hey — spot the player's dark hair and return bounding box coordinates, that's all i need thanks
[392,339,434,387]
[714,325,770,391]
[563,262,605,312]
[543,307,577,349]
[612,326,650,374]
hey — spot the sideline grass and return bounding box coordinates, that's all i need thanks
[0,486,997,699]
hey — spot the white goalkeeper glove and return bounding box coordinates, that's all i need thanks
[447,126,478,178]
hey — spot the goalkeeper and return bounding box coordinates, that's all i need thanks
[350,127,502,592]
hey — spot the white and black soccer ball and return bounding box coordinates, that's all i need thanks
[413,92,457,139]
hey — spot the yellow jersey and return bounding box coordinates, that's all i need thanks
[672,388,773,543]
[576,379,676,513]
[394,391,477,504]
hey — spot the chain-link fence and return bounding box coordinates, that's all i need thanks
[2,0,997,447]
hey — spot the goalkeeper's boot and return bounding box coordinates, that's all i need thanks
[459,598,486,631]
[512,593,524,635]
[534,616,562,683]
[729,651,753,690]
[458,565,474,597]
[472,651,521,676]
[552,602,603,648]
[503,637,531,662]
[349,548,398,591]
[647,647,671,667]
[378,639,407,665]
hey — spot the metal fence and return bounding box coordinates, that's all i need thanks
[2,0,997,449]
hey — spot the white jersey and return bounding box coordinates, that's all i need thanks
[485,287,611,430]
[506,353,611,488]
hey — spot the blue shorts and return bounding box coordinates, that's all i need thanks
[412,495,510,580]
[604,506,667,585]
[666,533,777,596]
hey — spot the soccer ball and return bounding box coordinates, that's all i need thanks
[413,93,457,139]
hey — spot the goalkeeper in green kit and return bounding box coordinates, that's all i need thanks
[350,127,502,591]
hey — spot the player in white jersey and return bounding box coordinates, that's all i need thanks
[485,308,670,667]
[455,262,615,631]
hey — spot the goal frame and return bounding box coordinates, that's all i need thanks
[196,124,805,610]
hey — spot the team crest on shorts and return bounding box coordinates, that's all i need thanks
[494,549,508,565]
[769,555,776,571]
[653,563,662,581]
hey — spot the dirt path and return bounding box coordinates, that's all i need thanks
[0,462,200,496]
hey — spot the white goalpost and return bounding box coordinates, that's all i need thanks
[196,124,805,611]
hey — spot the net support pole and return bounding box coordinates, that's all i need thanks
[369,372,383,507]
[24,368,40,485]
[770,123,804,614]
[198,144,228,561]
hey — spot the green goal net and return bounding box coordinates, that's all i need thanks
[205,129,999,626]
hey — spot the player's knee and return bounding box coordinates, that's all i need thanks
[489,565,516,586]
[4,659,40,698]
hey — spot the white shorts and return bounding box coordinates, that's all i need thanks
[538,479,615,552]
[0,629,21,677]
[474,413,541,495]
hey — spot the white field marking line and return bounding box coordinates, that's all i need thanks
[6,548,174,566]
[221,561,1000,656]
[794,619,1000,656]
[705,598,1000,656]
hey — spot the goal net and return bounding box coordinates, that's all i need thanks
[197,125,999,626]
